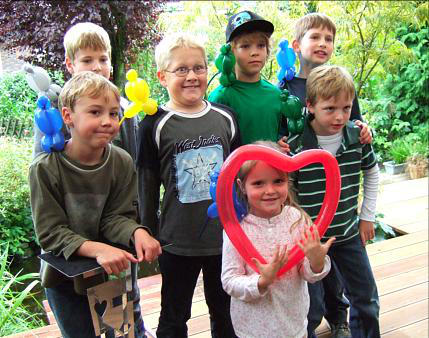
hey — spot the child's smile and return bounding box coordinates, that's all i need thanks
[241,161,288,219]
[159,47,208,113]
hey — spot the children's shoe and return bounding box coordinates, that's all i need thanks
[330,322,352,338]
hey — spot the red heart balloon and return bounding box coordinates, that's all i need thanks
[217,144,341,276]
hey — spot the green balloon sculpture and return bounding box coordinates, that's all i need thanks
[214,44,236,87]
[280,89,304,135]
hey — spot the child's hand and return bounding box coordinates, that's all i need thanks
[297,225,335,273]
[359,220,375,246]
[277,136,291,153]
[133,228,162,262]
[252,244,288,292]
[95,243,138,275]
[354,120,372,144]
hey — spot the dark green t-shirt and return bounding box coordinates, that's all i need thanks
[209,79,282,145]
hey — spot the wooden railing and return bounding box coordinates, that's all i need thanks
[0,116,33,138]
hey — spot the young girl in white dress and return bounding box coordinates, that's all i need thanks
[221,141,335,338]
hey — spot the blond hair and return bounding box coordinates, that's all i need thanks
[155,33,207,71]
[294,13,336,42]
[59,71,119,111]
[306,65,355,106]
[237,141,312,231]
[63,22,111,62]
[230,31,272,56]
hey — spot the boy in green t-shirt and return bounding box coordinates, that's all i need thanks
[208,11,284,145]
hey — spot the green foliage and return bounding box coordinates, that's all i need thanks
[0,72,37,120]
[0,137,35,257]
[131,49,169,107]
[0,244,44,335]
[389,139,412,164]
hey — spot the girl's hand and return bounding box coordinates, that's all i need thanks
[354,120,373,144]
[297,225,335,273]
[277,136,291,153]
[252,244,288,292]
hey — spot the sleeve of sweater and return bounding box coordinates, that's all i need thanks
[299,256,331,284]
[221,232,268,302]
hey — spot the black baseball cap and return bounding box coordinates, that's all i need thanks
[226,11,274,43]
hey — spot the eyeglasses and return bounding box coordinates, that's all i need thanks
[165,65,207,77]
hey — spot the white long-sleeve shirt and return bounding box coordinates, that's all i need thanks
[221,206,331,338]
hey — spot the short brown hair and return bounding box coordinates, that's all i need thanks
[63,22,111,62]
[59,71,119,111]
[294,13,336,42]
[230,31,271,56]
[306,65,355,106]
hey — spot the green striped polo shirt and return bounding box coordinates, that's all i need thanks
[288,119,377,244]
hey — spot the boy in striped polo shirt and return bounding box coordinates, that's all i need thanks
[288,65,381,337]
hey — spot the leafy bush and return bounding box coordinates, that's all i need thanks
[389,139,413,164]
[131,49,169,107]
[0,72,37,120]
[0,244,45,335]
[364,25,428,162]
[0,137,35,257]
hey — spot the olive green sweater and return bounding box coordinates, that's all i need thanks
[29,144,145,286]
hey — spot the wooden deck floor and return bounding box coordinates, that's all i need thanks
[6,178,428,337]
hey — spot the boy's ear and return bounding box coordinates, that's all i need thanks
[157,70,168,88]
[65,57,75,75]
[306,99,315,114]
[291,39,301,53]
[62,107,74,127]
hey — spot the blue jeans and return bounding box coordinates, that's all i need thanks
[46,263,145,338]
[307,260,350,335]
[307,234,380,338]
[156,251,236,338]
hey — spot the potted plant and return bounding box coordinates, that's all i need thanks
[383,139,410,175]
[406,137,428,179]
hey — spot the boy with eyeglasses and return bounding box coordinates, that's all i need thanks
[136,33,240,338]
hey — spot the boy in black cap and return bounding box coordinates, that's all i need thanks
[209,11,286,145]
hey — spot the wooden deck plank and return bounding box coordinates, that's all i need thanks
[372,253,428,281]
[379,282,428,314]
[377,267,428,296]
[382,319,428,337]
[369,242,428,267]
[366,230,428,255]
[380,299,428,335]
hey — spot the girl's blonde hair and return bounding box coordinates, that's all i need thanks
[237,141,312,231]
